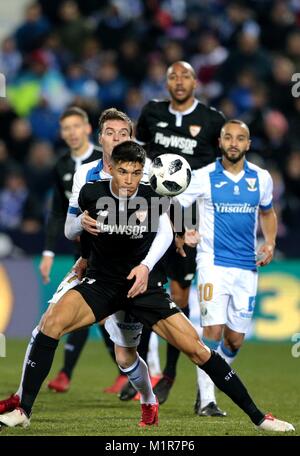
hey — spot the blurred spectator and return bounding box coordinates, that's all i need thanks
[14,2,51,53]
[140,59,168,103]
[0,100,18,145]
[96,59,128,110]
[269,55,295,116]
[190,31,228,100]
[81,37,104,79]
[0,169,42,233]
[24,141,54,201]
[228,69,256,115]
[7,118,34,163]
[0,37,22,83]
[286,29,300,73]
[28,99,60,143]
[217,29,271,93]
[65,62,98,99]
[261,110,290,167]
[124,87,144,123]
[260,0,296,52]
[57,0,92,58]
[118,39,147,85]
[0,141,18,189]
[7,49,72,116]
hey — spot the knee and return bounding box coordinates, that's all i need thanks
[186,341,211,365]
[203,326,222,341]
[40,310,64,339]
[223,337,242,352]
[171,290,188,309]
[115,347,137,369]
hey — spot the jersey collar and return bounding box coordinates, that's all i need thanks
[168,98,199,117]
[71,143,94,164]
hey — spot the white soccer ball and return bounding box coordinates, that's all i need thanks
[148,153,192,196]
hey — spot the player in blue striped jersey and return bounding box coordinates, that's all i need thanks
[176,119,278,416]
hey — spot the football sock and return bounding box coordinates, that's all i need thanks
[147,332,161,377]
[119,355,156,405]
[21,331,59,416]
[217,340,239,365]
[62,327,89,378]
[163,306,190,380]
[200,350,264,425]
[16,326,39,398]
[197,338,220,408]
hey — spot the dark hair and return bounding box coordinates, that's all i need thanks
[59,106,89,123]
[111,141,146,166]
[98,108,133,136]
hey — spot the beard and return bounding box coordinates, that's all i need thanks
[221,147,247,164]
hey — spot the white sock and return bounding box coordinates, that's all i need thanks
[119,355,156,405]
[16,326,39,398]
[197,366,216,409]
[217,340,239,365]
[147,332,161,377]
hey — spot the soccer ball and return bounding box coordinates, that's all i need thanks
[148,154,192,196]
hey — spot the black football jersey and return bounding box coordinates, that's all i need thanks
[78,179,170,282]
[136,99,225,170]
[45,146,102,251]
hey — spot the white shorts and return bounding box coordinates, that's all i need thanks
[49,270,143,347]
[197,265,258,334]
[105,311,143,348]
[49,270,80,304]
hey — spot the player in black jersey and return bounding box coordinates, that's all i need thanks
[132,61,226,413]
[38,107,119,394]
[0,141,293,433]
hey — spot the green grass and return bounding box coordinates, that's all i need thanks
[0,340,299,436]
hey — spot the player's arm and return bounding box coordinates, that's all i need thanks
[257,207,277,267]
[127,212,173,298]
[257,171,277,267]
[64,169,98,239]
[39,167,65,283]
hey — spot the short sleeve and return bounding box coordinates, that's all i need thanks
[259,171,273,210]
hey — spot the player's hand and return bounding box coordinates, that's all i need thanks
[72,257,88,280]
[185,229,200,248]
[256,243,275,267]
[39,255,54,284]
[175,234,186,257]
[127,264,149,298]
[81,210,98,235]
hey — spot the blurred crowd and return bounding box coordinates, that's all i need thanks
[0,0,299,257]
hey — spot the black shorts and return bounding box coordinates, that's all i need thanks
[163,241,196,288]
[73,277,180,328]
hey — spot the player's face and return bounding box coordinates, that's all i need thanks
[60,115,91,151]
[110,161,143,197]
[219,123,251,164]
[99,120,131,158]
[166,63,197,104]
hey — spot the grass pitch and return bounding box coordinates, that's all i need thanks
[0,339,299,436]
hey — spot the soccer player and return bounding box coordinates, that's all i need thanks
[39,106,126,394]
[0,108,135,414]
[132,60,226,412]
[176,119,279,416]
[0,141,294,433]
